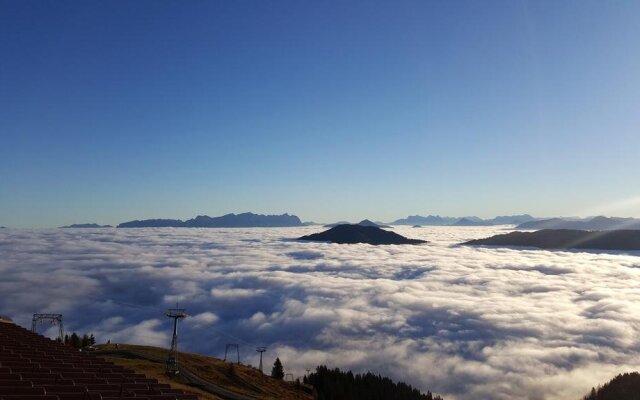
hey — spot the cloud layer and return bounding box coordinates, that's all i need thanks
[2,226,640,400]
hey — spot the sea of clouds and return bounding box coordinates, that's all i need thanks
[2,226,640,400]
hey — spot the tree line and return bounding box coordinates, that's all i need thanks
[582,372,640,400]
[302,365,442,400]
[63,332,96,349]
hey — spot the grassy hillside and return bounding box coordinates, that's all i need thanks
[94,344,314,400]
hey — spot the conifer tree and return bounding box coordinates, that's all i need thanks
[70,333,80,348]
[271,357,284,379]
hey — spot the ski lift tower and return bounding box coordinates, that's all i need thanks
[32,314,64,342]
[165,308,187,374]
[256,346,267,373]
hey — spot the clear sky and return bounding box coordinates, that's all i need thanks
[1,0,639,228]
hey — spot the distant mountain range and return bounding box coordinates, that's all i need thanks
[516,216,640,230]
[451,218,492,227]
[324,219,391,228]
[117,212,303,228]
[391,214,537,226]
[299,225,426,245]
[53,214,640,230]
[392,215,458,225]
[464,229,640,251]
[59,223,113,228]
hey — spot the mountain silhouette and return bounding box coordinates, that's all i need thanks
[356,219,392,228]
[117,219,185,228]
[516,216,640,230]
[298,225,427,245]
[451,218,491,226]
[59,223,112,228]
[324,221,354,227]
[485,214,536,225]
[118,212,303,228]
[392,215,458,226]
[324,219,391,228]
[392,214,537,226]
[464,229,640,251]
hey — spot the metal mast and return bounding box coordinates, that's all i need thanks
[165,308,186,374]
[224,343,240,364]
[256,346,267,373]
[32,314,64,342]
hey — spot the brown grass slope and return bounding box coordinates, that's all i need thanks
[94,344,314,400]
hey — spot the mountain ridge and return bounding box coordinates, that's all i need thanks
[516,216,640,230]
[59,223,113,228]
[118,212,303,228]
[464,229,640,251]
[324,219,391,228]
[451,217,492,226]
[392,214,537,226]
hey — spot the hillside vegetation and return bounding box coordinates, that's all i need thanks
[94,344,443,400]
[582,372,640,400]
[304,365,443,400]
[94,344,313,400]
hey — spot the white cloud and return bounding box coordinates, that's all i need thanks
[188,312,219,327]
[1,226,640,399]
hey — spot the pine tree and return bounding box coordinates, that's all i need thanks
[584,387,597,400]
[81,334,90,348]
[89,334,96,345]
[271,357,284,380]
[70,333,80,348]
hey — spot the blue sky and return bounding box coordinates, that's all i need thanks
[1,0,639,227]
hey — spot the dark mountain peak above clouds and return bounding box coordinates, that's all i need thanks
[117,212,303,228]
[464,229,640,251]
[357,219,377,227]
[298,225,426,245]
[59,223,113,228]
[516,216,640,230]
[324,221,352,227]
